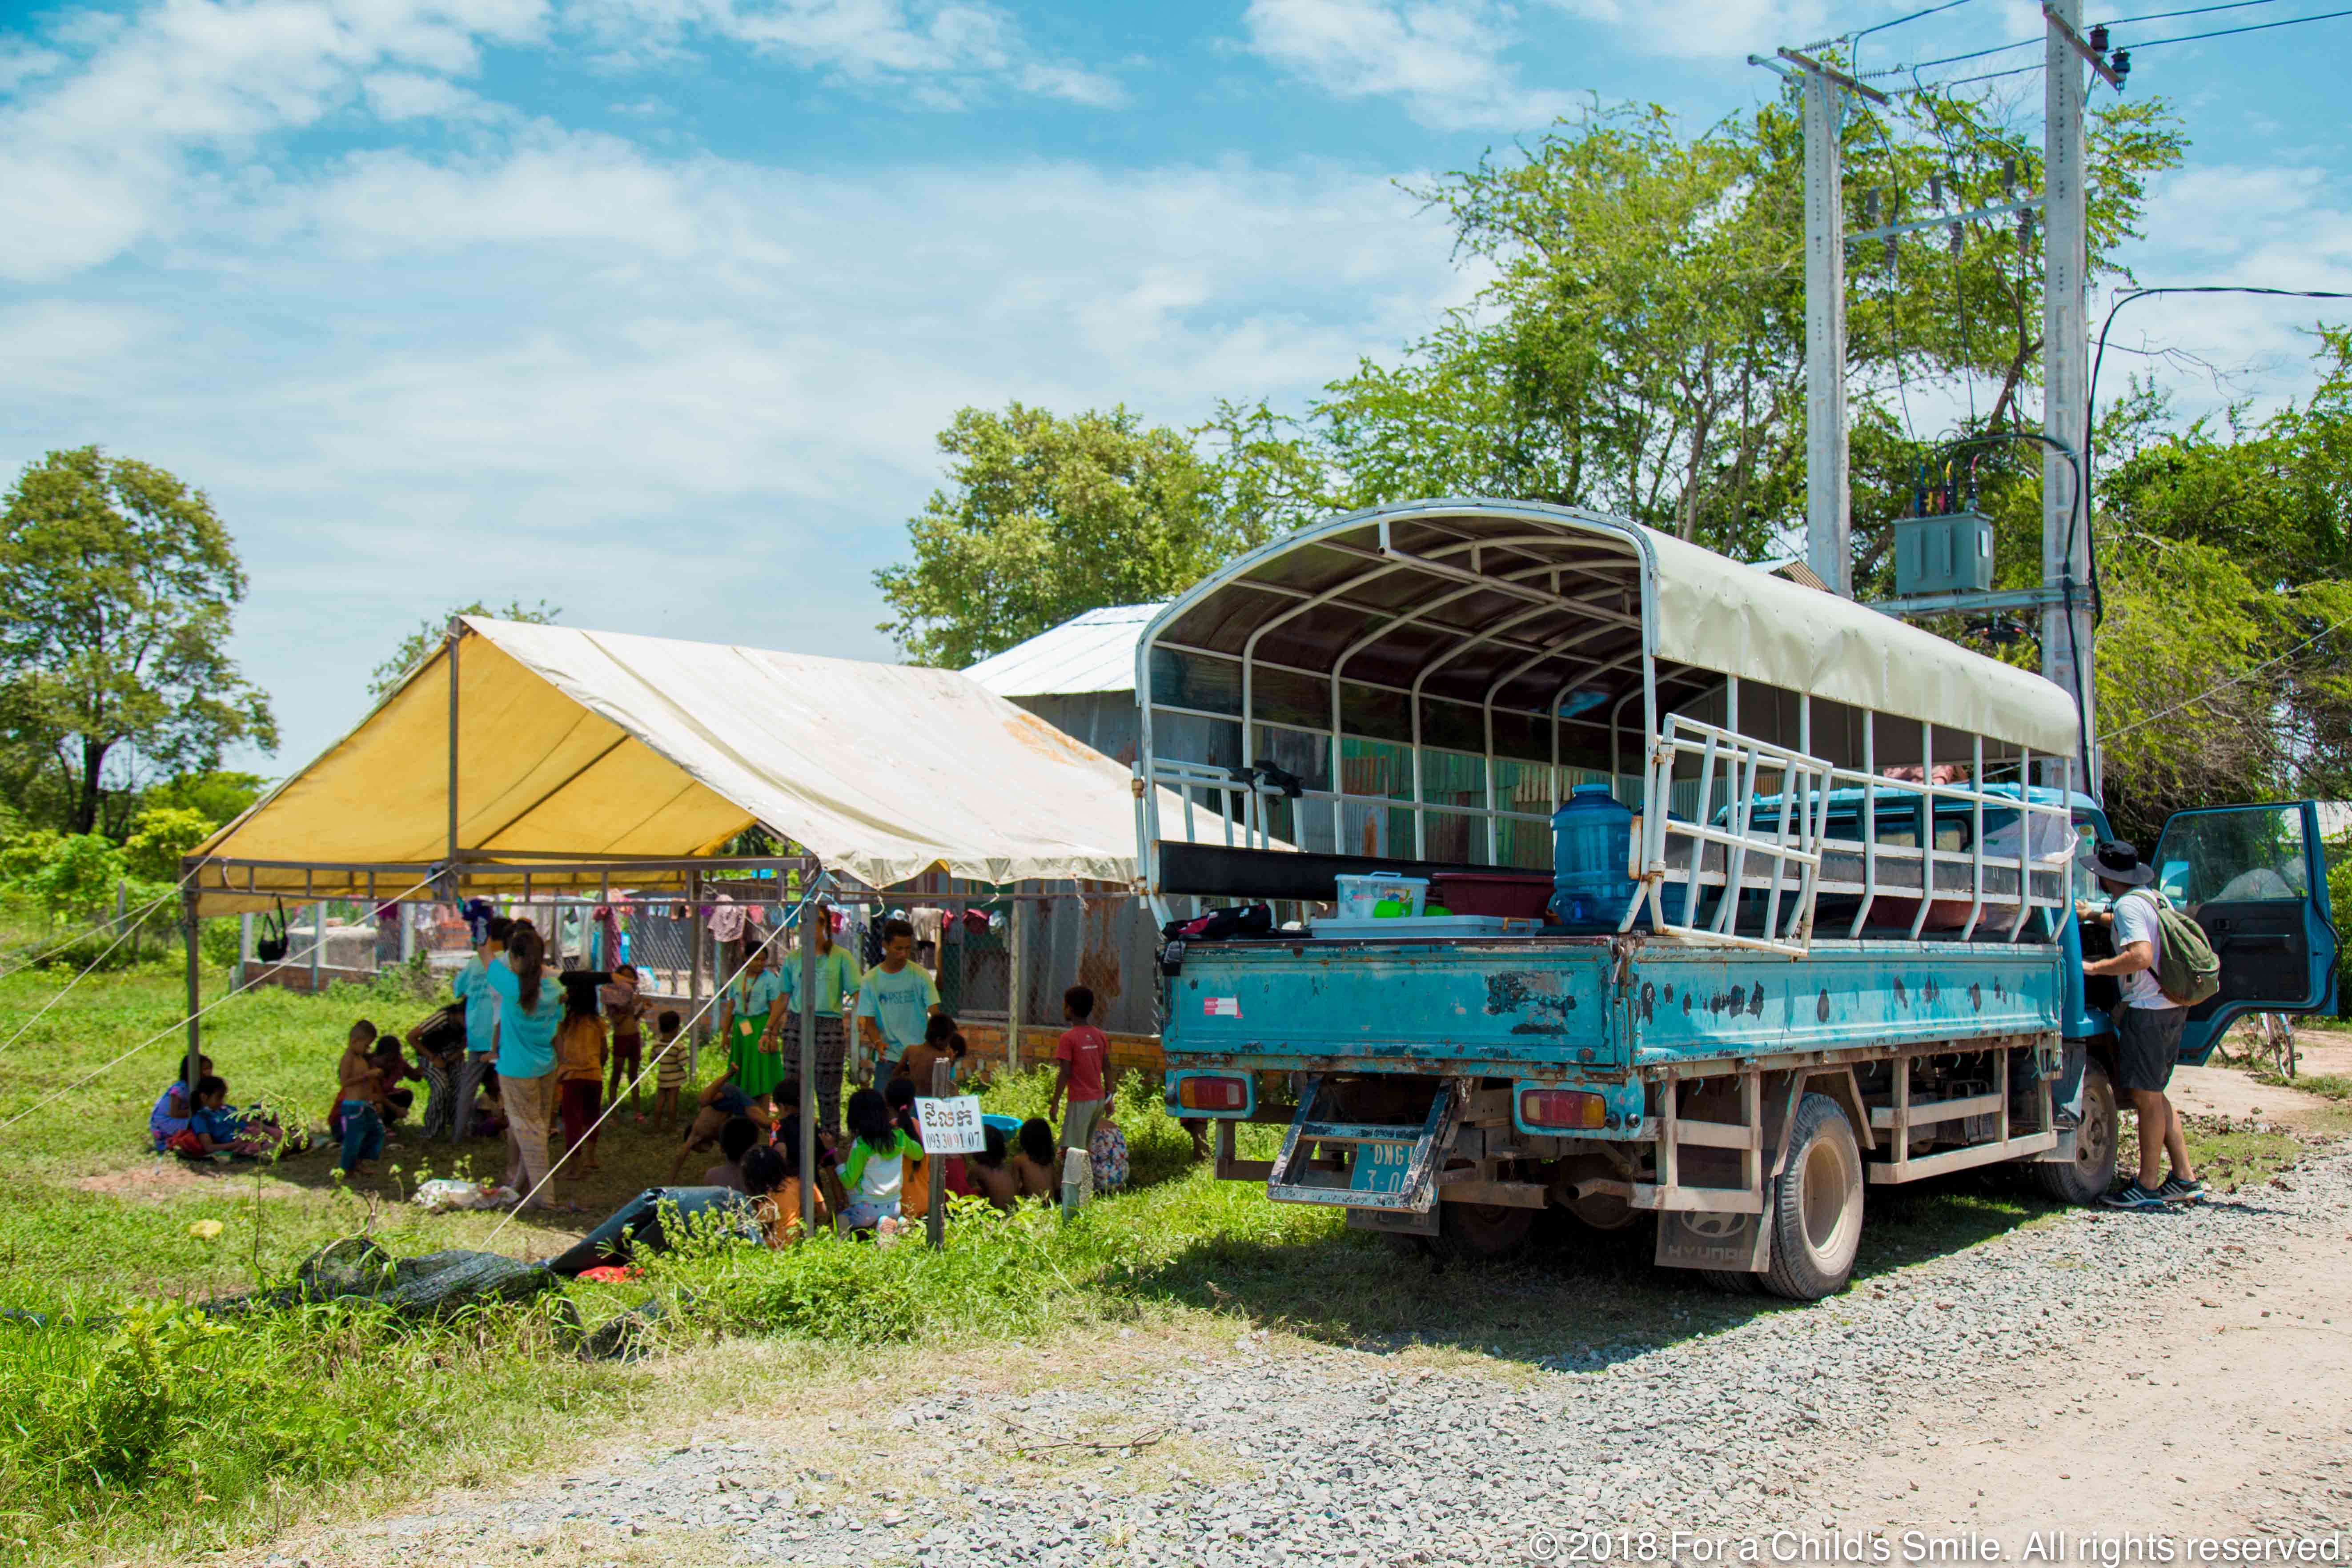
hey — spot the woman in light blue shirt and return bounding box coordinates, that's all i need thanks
[483,926,581,1211]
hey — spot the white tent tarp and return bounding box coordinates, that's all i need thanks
[192,617,1215,911]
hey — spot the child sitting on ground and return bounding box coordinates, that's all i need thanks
[837,1087,921,1234]
[367,1036,419,1127]
[1009,1116,1058,1202]
[742,1136,839,1247]
[700,1115,765,1191]
[149,1055,214,1151]
[1089,1098,1130,1194]
[648,1009,688,1129]
[967,1123,1018,1211]
[772,1112,850,1222]
[173,1076,270,1159]
[470,1069,506,1139]
[669,1067,771,1181]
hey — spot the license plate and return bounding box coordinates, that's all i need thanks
[1349,1139,1414,1195]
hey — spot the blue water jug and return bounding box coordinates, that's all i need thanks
[1549,783,1637,929]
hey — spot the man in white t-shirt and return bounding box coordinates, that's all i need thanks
[2076,839,2203,1210]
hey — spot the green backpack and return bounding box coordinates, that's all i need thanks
[2121,889,2221,1007]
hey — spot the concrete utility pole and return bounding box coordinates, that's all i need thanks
[2042,0,2098,792]
[1801,65,1853,598]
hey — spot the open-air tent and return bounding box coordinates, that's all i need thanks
[185,616,1220,913]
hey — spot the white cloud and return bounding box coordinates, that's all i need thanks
[0,0,1125,286]
[1240,0,1578,130]
[564,0,1126,105]
[1240,0,1845,106]
[0,131,1470,764]
[1546,0,1832,58]
[0,0,550,282]
[2120,159,2352,417]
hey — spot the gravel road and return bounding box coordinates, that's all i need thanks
[325,1142,2352,1568]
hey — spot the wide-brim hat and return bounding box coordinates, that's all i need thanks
[2078,838,2155,886]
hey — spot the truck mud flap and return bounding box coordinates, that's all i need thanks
[1266,1074,1468,1215]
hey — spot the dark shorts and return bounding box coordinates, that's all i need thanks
[2115,1004,2187,1095]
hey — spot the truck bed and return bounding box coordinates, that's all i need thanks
[1166,933,2064,1078]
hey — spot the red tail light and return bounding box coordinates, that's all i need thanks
[1519,1088,1607,1130]
[1176,1075,1248,1111]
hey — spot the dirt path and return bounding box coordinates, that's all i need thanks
[2167,1062,2341,1125]
[1811,1202,2352,1544]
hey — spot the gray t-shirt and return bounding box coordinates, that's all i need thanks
[2112,890,2169,1010]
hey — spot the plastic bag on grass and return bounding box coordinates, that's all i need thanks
[412,1178,520,1212]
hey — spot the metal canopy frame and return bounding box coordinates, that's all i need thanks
[1131,500,2079,949]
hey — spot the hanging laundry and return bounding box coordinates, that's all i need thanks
[707,895,746,943]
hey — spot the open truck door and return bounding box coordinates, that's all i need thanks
[2152,801,2341,1065]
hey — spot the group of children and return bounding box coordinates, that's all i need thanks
[147,1055,288,1159]
[654,973,1138,1241]
[151,908,1137,1244]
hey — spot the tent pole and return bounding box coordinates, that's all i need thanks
[445,618,461,866]
[799,875,818,1240]
[688,870,705,1078]
[182,886,202,1095]
[1007,891,1025,1075]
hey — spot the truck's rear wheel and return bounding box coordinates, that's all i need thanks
[1424,1199,1537,1263]
[2033,1059,2118,1205]
[1762,1092,1863,1301]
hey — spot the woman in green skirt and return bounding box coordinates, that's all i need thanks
[718,942,795,1103]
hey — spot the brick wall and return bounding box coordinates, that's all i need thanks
[955,1019,1166,1078]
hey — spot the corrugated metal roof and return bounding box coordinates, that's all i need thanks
[961,602,1164,698]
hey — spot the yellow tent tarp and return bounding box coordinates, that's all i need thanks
[189,617,1202,913]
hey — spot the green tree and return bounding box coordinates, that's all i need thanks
[0,448,277,836]
[875,403,1281,667]
[124,806,217,882]
[368,600,559,699]
[0,830,127,921]
[1307,91,2185,568]
[140,769,265,828]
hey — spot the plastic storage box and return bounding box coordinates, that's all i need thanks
[1333,873,1428,920]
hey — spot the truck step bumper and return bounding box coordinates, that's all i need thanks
[1265,1074,1469,1214]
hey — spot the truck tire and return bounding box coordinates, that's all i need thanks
[1697,1269,1757,1294]
[1424,1199,1537,1263]
[2033,1059,2118,1206]
[1762,1091,1864,1301]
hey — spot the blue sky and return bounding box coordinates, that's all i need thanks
[2,0,2348,780]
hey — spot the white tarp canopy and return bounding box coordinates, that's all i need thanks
[190,617,1203,912]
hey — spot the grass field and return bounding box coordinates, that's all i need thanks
[0,958,2325,1567]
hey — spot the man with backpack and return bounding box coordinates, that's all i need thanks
[2077,839,2211,1210]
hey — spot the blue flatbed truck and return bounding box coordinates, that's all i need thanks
[1132,501,2340,1298]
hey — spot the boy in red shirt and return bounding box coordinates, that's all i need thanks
[1049,984,1111,1156]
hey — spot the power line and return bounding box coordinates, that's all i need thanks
[2082,282,2352,632]
[1908,60,2043,90]
[1853,0,1985,38]
[2101,605,2352,741]
[2099,0,2290,24]
[2116,4,2352,43]
[1865,36,2039,76]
